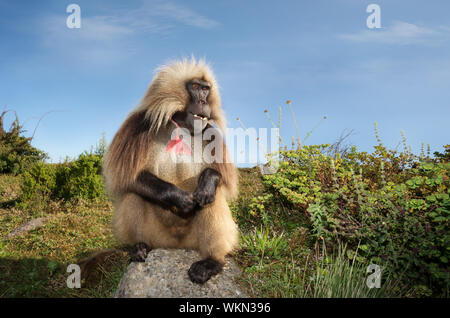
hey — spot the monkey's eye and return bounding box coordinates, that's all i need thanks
[202,86,209,91]
[192,83,199,89]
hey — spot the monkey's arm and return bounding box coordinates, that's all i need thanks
[129,170,197,219]
[193,168,221,207]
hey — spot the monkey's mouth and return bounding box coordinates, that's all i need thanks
[191,113,209,121]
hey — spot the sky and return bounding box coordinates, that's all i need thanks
[0,0,449,164]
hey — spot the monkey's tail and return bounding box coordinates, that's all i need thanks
[77,248,129,280]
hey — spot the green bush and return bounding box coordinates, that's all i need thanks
[263,143,450,296]
[21,151,105,204]
[55,152,104,200]
[21,162,57,201]
[0,112,47,175]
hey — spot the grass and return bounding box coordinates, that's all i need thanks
[306,244,403,298]
[1,168,407,298]
[0,174,129,297]
[230,168,314,297]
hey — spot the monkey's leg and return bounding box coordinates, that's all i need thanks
[188,189,239,284]
[129,170,198,218]
[114,193,153,262]
[188,168,224,283]
[115,193,190,252]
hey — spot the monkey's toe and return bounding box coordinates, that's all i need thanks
[188,257,223,284]
[130,242,151,262]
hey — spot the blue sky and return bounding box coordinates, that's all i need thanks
[0,0,449,163]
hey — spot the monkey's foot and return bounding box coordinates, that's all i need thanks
[130,242,151,262]
[188,257,223,284]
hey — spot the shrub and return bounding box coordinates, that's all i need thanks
[55,152,104,200]
[262,143,450,296]
[21,150,105,205]
[0,111,47,175]
[21,162,57,202]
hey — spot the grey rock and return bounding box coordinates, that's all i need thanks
[115,249,248,298]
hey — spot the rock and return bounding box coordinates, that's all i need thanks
[4,217,49,239]
[115,249,248,298]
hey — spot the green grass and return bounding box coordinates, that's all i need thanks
[306,244,404,298]
[1,168,409,298]
[231,168,313,297]
[0,174,129,297]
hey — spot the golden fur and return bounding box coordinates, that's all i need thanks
[103,58,239,263]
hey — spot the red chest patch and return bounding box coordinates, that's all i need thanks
[166,118,192,155]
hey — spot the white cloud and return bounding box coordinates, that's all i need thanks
[38,15,135,64]
[42,15,134,43]
[35,1,220,65]
[338,21,450,45]
[150,2,220,29]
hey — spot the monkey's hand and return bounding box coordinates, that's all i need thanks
[193,188,216,207]
[168,191,198,219]
[193,168,221,208]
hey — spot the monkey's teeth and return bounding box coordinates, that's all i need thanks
[194,114,208,121]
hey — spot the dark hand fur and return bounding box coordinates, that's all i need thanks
[188,257,224,284]
[193,168,221,207]
[130,242,151,262]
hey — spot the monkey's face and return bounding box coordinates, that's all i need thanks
[172,79,211,135]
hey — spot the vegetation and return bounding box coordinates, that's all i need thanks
[233,105,449,298]
[0,111,47,175]
[0,126,125,297]
[20,150,106,212]
[0,192,128,297]
[0,110,448,298]
[233,143,449,297]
